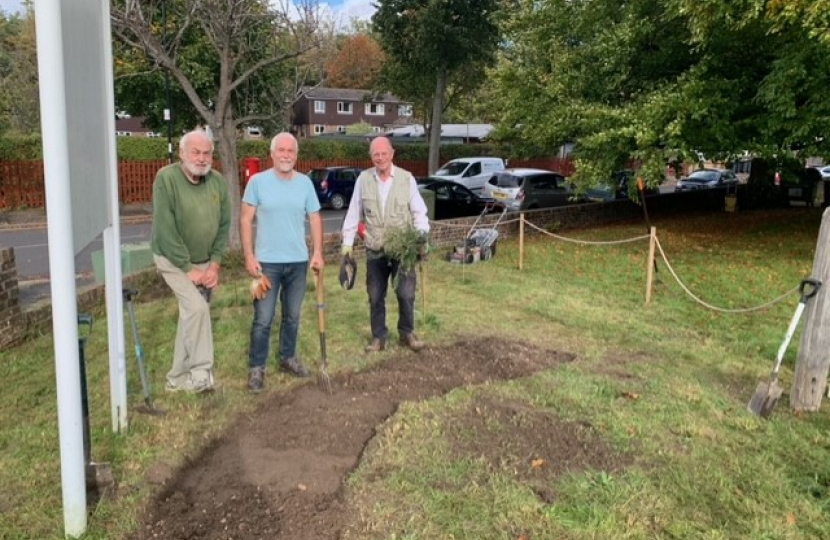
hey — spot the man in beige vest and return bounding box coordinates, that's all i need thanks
[341,137,430,352]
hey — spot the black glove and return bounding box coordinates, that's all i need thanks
[340,253,357,290]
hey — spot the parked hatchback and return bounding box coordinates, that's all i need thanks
[486,168,578,211]
[308,166,362,210]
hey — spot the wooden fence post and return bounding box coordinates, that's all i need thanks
[646,227,656,304]
[791,208,830,411]
[519,213,525,271]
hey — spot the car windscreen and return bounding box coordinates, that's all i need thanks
[686,171,718,183]
[492,173,522,188]
[308,169,328,181]
[435,162,469,176]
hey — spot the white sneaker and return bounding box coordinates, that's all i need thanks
[165,379,195,393]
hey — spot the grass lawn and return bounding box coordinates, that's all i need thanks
[2,207,830,539]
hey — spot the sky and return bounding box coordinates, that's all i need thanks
[0,0,377,23]
[0,0,23,15]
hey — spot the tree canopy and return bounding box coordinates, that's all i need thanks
[0,8,39,135]
[490,0,830,191]
[325,34,384,90]
[110,0,331,246]
[372,0,501,173]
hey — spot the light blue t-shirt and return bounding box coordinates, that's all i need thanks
[242,169,321,263]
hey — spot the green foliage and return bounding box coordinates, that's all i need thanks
[0,9,39,135]
[373,0,502,168]
[491,0,830,192]
[0,134,42,159]
[381,224,428,275]
[346,121,374,135]
[0,134,513,163]
[116,136,172,160]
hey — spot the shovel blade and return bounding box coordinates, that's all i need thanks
[747,379,784,418]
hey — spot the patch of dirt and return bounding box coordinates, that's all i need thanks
[129,338,593,540]
[445,397,631,504]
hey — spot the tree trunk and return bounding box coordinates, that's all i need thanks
[427,66,447,175]
[791,208,830,411]
[216,121,241,250]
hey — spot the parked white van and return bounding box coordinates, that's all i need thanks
[432,157,506,194]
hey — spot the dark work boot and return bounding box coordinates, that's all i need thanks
[280,357,311,378]
[248,366,265,393]
[399,333,425,352]
[365,338,386,353]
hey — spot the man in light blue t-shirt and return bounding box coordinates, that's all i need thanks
[241,132,324,393]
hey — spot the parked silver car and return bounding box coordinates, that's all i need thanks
[486,168,578,211]
[675,168,739,192]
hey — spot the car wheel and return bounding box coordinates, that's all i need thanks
[330,194,346,210]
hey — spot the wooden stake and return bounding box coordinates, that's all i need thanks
[791,209,830,411]
[646,226,656,304]
[519,213,525,271]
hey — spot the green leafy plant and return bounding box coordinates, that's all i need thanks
[382,225,432,281]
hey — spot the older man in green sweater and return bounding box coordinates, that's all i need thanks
[151,130,231,393]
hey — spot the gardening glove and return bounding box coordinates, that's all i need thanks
[341,245,353,257]
[340,253,357,290]
[249,274,271,301]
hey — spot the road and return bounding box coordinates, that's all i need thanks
[0,209,348,305]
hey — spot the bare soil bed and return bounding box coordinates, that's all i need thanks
[129,338,628,540]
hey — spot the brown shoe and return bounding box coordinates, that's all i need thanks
[365,338,386,353]
[399,333,425,352]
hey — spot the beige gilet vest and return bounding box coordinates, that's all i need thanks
[359,168,413,251]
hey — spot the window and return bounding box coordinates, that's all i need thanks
[313,125,325,134]
[337,126,347,133]
[314,100,325,113]
[337,102,353,114]
[463,163,482,177]
[365,103,385,115]
[398,104,412,117]
[371,126,382,133]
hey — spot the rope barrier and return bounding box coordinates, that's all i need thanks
[654,236,799,313]
[435,213,799,314]
[524,220,650,245]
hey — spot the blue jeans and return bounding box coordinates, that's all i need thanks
[366,253,417,341]
[248,262,308,369]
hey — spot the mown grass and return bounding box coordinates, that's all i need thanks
[2,207,829,539]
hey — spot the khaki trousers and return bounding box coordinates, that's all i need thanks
[154,255,214,387]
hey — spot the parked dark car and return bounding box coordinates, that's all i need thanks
[417,178,498,220]
[485,168,579,211]
[308,166,362,210]
[586,170,660,202]
[675,168,739,192]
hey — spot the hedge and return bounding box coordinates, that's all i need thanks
[0,134,510,162]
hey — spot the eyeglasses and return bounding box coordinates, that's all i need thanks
[188,148,214,158]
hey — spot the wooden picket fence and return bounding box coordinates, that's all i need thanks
[0,157,574,209]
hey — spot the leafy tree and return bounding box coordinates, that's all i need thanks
[0,7,39,135]
[372,0,501,174]
[490,0,830,193]
[325,33,384,89]
[111,0,331,247]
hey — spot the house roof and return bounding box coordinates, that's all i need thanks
[299,86,404,103]
[384,124,494,140]
[115,116,152,133]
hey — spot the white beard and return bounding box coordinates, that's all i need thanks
[184,161,212,178]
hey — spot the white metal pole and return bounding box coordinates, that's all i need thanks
[33,0,87,535]
[100,0,129,433]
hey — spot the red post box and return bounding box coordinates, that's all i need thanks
[243,157,261,183]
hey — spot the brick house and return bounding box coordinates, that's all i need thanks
[115,116,160,137]
[292,87,413,138]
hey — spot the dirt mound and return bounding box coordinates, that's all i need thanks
[130,339,586,540]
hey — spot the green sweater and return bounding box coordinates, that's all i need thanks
[150,164,231,271]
